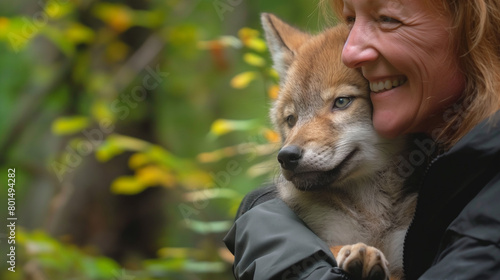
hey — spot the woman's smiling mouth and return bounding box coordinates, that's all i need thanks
[370,77,408,93]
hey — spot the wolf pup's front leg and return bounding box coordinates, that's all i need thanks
[334,243,391,280]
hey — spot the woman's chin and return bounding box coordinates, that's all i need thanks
[372,113,406,139]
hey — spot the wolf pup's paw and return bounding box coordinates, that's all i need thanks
[336,243,390,280]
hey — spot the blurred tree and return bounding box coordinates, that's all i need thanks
[0,0,325,279]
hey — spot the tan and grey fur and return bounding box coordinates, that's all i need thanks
[261,13,417,280]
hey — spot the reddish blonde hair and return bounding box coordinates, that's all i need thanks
[323,0,500,148]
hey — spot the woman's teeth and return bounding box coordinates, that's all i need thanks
[370,77,407,93]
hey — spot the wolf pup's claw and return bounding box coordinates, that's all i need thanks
[337,243,390,280]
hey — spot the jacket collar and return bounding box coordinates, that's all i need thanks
[448,109,500,159]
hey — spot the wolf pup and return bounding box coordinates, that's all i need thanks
[261,13,417,280]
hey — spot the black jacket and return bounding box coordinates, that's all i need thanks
[224,110,500,280]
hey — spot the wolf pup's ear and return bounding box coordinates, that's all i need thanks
[261,13,311,82]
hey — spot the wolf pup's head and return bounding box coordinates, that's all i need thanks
[261,13,400,191]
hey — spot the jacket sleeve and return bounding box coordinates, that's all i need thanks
[223,198,350,280]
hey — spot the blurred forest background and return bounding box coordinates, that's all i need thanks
[0,0,332,279]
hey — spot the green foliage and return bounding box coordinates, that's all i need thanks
[0,0,324,279]
[1,229,121,280]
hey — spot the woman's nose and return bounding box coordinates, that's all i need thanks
[342,23,378,68]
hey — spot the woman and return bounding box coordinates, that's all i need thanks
[224,0,500,279]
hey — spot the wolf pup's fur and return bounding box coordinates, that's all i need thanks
[261,13,417,280]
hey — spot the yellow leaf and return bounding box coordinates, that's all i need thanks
[210,119,234,136]
[238,27,259,43]
[179,170,212,189]
[209,119,259,137]
[107,134,151,151]
[51,116,90,135]
[230,71,256,89]
[197,146,242,163]
[267,85,280,99]
[45,0,73,19]
[267,68,280,79]
[136,166,176,188]
[92,3,132,32]
[128,153,151,169]
[65,22,94,44]
[0,17,35,50]
[197,151,222,163]
[243,53,266,67]
[111,176,146,195]
[238,28,267,52]
[95,140,124,162]
[264,129,281,143]
[91,101,115,123]
[109,10,132,32]
[0,17,9,33]
[246,37,267,52]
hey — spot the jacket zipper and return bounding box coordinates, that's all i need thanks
[401,152,445,277]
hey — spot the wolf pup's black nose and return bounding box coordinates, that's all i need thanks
[277,145,302,170]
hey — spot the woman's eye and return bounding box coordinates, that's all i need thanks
[286,115,297,127]
[379,16,398,23]
[378,16,402,29]
[345,16,356,25]
[333,97,353,110]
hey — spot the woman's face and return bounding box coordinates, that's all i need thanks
[341,0,465,138]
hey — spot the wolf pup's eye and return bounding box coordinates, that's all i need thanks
[333,97,353,110]
[286,115,297,127]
